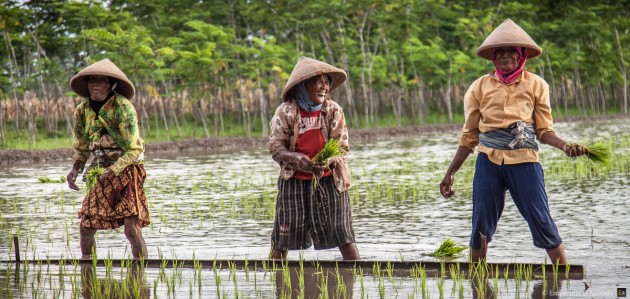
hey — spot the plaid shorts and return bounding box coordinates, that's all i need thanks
[271,175,356,250]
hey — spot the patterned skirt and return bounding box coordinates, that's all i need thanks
[78,163,150,229]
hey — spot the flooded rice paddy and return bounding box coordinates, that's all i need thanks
[1,118,629,298]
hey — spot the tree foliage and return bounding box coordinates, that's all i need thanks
[1,0,629,142]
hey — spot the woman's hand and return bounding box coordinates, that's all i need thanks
[293,153,326,174]
[98,167,114,181]
[564,143,585,158]
[278,150,326,174]
[439,172,456,199]
[67,161,85,191]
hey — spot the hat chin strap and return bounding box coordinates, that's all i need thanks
[105,81,119,99]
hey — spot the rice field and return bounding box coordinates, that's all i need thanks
[1,118,629,298]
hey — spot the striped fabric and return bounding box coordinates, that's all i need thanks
[272,176,356,250]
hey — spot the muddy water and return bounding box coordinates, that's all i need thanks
[1,118,629,298]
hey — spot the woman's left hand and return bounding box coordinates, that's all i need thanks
[98,167,114,181]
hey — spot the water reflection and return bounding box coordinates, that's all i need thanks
[1,119,630,297]
[80,263,149,299]
[275,266,354,299]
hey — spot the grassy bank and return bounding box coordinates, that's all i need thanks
[0,108,623,151]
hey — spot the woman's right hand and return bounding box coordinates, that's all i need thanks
[67,161,85,191]
[276,150,328,175]
[439,172,456,199]
[289,152,326,174]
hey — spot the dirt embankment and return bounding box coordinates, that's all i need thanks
[0,114,625,165]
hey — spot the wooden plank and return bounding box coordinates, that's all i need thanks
[0,259,584,280]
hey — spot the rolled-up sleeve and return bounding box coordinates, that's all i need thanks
[532,79,555,141]
[459,79,481,151]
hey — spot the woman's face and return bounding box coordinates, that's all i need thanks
[494,47,520,72]
[305,75,331,105]
[87,75,111,101]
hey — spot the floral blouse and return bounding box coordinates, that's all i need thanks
[72,94,144,175]
[268,98,351,192]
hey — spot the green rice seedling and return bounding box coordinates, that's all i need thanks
[37,176,66,183]
[419,265,428,299]
[312,138,345,164]
[359,267,365,298]
[311,138,345,188]
[449,263,461,283]
[567,142,612,166]
[524,264,533,287]
[386,261,395,281]
[244,259,250,281]
[437,276,444,298]
[540,256,547,282]
[431,239,468,258]
[372,262,381,279]
[378,276,386,298]
[552,260,560,288]
[297,260,305,298]
[492,265,499,295]
[503,264,509,286]
[319,268,330,299]
[581,142,613,166]
[85,166,104,191]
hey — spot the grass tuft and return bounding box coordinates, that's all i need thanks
[430,239,468,258]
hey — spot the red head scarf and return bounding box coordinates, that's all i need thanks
[492,46,527,85]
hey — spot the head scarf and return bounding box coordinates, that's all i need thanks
[295,74,333,112]
[492,46,527,85]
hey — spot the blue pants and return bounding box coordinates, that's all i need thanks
[470,153,562,249]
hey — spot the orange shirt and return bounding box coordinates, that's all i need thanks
[459,71,556,165]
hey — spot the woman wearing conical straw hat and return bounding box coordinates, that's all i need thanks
[439,19,585,264]
[268,57,360,260]
[66,58,149,259]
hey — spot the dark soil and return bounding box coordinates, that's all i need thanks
[0,114,625,165]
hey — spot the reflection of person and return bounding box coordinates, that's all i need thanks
[268,57,360,260]
[67,59,149,259]
[81,263,149,298]
[439,19,585,264]
[275,266,354,299]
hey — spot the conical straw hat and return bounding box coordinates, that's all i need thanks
[69,58,135,99]
[281,57,347,102]
[476,18,542,60]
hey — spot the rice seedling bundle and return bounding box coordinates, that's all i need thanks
[430,239,468,258]
[37,176,66,183]
[567,142,613,166]
[85,167,104,191]
[312,138,344,164]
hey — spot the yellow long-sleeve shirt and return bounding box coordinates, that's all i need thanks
[459,71,556,165]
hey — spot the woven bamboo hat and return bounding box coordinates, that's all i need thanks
[69,58,135,99]
[281,56,347,102]
[476,18,542,60]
